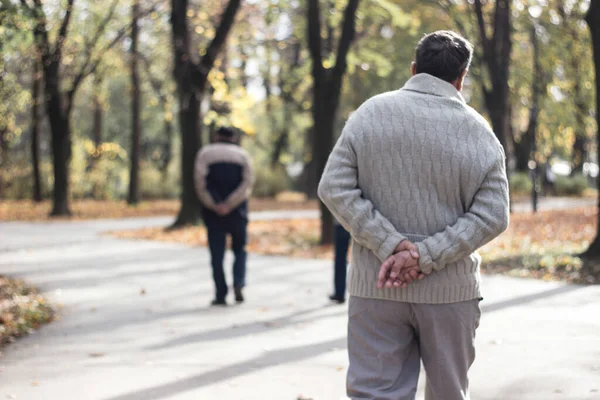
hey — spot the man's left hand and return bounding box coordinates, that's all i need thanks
[215,204,230,216]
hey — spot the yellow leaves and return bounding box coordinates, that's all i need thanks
[1,198,317,222]
[480,207,597,283]
[0,200,154,221]
[83,139,127,160]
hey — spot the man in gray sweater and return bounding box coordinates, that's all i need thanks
[318,31,509,400]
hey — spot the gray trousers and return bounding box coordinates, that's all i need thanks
[347,296,481,400]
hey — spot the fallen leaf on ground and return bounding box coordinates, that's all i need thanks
[0,198,317,222]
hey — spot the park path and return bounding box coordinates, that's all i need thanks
[0,208,599,399]
[1,195,591,252]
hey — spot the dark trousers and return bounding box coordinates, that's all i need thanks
[334,224,352,298]
[206,219,248,301]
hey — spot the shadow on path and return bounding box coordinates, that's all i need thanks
[103,337,346,400]
[481,284,583,313]
[145,305,344,351]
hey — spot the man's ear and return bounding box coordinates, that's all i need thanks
[411,62,417,76]
[454,69,468,91]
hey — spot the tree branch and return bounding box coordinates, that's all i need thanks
[325,0,335,57]
[473,0,489,53]
[307,0,324,82]
[30,0,51,66]
[198,0,242,80]
[54,0,75,57]
[82,0,119,60]
[332,0,360,89]
[138,50,169,106]
[68,22,130,104]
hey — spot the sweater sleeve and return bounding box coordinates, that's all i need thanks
[193,150,218,211]
[415,150,510,274]
[318,117,407,263]
[224,150,254,210]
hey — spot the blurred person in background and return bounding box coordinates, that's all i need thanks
[194,127,254,306]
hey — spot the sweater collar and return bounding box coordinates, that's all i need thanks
[402,73,465,103]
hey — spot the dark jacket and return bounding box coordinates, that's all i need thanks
[194,142,254,225]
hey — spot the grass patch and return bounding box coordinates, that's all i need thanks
[1,276,54,348]
[0,197,318,222]
[110,207,600,284]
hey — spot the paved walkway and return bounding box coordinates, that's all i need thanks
[0,216,599,400]
[511,196,596,213]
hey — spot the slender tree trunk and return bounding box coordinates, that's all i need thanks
[128,0,141,205]
[31,57,43,202]
[583,0,600,257]
[160,117,173,175]
[572,82,587,174]
[513,135,532,172]
[514,25,544,173]
[93,77,103,148]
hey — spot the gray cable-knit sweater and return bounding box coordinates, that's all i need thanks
[318,73,510,304]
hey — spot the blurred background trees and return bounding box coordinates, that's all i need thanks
[0,0,599,246]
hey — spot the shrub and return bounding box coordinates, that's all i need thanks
[510,172,533,196]
[555,174,589,196]
[253,164,290,198]
[140,162,180,199]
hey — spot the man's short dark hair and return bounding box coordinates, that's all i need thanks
[217,126,236,139]
[415,31,473,83]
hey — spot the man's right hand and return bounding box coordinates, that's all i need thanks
[377,250,422,289]
[377,240,425,289]
[394,240,420,260]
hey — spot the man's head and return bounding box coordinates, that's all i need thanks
[412,30,473,91]
[216,127,238,143]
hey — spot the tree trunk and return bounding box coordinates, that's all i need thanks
[44,62,71,216]
[171,91,203,227]
[169,0,241,228]
[31,57,43,202]
[572,83,588,174]
[313,105,336,244]
[572,134,586,174]
[513,135,532,172]
[583,0,600,257]
[48,113,71,215]
[474,0,511,155]
[307,0,359,244]
[127,0,141,205]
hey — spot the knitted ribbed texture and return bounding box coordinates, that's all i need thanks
[318,74,510,304]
